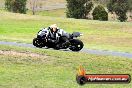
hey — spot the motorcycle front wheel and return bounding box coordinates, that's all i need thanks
[69,39,84,51]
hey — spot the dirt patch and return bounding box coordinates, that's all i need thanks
[0,50,48,59]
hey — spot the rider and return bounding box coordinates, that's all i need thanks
[38,24,70,48]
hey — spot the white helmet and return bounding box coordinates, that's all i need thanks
[50,24,57,29]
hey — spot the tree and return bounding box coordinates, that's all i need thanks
[107,0,129,22]
[28,0,38,15]
[92,5,108,21]
[5,0,12,11]
[128,0,132,19]
[66,0,93,19]
[28,0,46,15]
[5,0,27,14]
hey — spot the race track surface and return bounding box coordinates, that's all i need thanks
[0,41,132,58]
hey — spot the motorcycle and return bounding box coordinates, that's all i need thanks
[33,30,84,51]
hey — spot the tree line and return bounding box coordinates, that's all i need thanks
[66,0,132,22]
[4,0,132,22]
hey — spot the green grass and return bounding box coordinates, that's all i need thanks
[1,2,132,88]
[0,10,132,53]
[27,9,66,17]
[0,45,132,88]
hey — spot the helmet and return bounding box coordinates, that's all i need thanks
[50,24,57,29]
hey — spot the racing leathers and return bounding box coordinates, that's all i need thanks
[38,27,70,48]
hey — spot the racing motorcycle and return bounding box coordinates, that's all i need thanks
[33,30,84,51]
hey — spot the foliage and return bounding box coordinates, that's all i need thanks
[92,5,108,21]
[66,0,93,19]
[5,0,27,14]
[107,0,129,22]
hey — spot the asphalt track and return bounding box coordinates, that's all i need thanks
[0,41,132,58]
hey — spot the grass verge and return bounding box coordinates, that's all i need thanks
[0,10,132,53]
[0,45,132,88]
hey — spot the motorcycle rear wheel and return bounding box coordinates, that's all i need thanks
[33,38,43,48]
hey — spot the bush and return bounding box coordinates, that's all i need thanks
[92,5,108,21]
[5,0,27,14]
